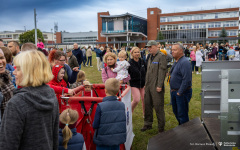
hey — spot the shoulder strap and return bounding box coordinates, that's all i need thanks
[104,67,108,78]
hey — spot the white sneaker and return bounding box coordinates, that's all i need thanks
[86,65,88,67]
[196,72,199,74]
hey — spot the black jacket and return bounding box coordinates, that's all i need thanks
[128,58,146,88]
[72,48,83,65]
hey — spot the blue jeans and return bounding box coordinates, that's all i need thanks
[96,145,119,150]
[83,55,87,66]
[191,61,198,72]
[79,64,82,70]
[87,56,92,66]
[171,88,192,125]
[218,53,223,61]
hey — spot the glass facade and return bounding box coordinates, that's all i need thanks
[108,21,114,31]
[129,17,147,35]
[102,16,147,35]
[160,21,238,31]
[160,11,238,22]
[162,29,207,40]
[102,21,106,32]
[208,30,238,37]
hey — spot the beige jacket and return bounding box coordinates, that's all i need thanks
[86,48,92,57]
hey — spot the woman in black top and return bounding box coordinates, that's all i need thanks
[128,47,147,116]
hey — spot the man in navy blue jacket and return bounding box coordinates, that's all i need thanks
[170,43,192,125]
[72,43,83,70]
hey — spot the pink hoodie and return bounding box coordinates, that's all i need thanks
[190,51,196,61]
[37,42,44,49]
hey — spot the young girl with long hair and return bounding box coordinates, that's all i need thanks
[59,108,86,150]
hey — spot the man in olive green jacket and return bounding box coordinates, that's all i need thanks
[141,40,167,133]
[66,49,79,70]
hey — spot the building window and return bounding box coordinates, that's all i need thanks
[186,24,192,29]
[173,25,178,30]
[208,22,214,28]
[160,17,166,22]
[150,11,154,15]
[183,15,192,21]
[167,17,172,22]
[102,21,106,32]
[6,35,12,38]
[227,30,237,36]
[160,25,166,30]
[229,21,237,27]
[162,29,206,40]
[194,24,199,29]
[162,11,238,22]
[200,23,206,28]
[167,25,172,30]
[108,21,114,31]
[194,15,203,20]
[214,22,221,27]
[223,22,230,27]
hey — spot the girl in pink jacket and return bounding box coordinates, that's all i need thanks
[190,46,198,74]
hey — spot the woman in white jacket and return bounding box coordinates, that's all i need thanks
[196,48,203,74]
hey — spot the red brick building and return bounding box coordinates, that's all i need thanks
[98,7,240,46]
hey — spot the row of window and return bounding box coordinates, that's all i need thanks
[160,21,238,30]
[208,30,238,37]
[161,29,207,40]
[0,35,12,38]
[63,37,97,40]
[160,11,239,22]
[63,39,97,43]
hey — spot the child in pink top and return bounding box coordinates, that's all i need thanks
[37,38,44,49]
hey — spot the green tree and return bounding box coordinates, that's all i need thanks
[219,27,228,44]
[19,29,44,44]
[156,31,165,45]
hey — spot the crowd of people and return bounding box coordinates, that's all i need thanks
[184,42,240,74]
[0,37,239,149]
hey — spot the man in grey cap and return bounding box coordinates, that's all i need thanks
[141,40,167,133]
[66,49,79,70]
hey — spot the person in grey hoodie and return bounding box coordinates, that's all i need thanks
[0,51,59,150]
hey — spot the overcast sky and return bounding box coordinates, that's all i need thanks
[0,0,239,32]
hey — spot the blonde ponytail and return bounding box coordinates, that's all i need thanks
[59,109,79,149]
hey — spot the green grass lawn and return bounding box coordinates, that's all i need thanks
[81,52,202,150]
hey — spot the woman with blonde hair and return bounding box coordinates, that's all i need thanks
[190,46,198,73]
[101,52,130,84]
[128,47,146,116]
[0,51,59,149]
[59,109,85,150]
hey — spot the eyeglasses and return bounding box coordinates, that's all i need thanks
[59,59,65,62]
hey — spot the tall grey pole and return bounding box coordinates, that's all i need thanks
[34,8,37,45]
